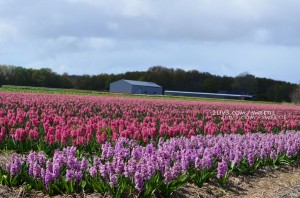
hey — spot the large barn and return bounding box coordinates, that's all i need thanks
[109,79,163,95]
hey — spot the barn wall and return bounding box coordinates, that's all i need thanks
[109,80,132,94]
[132,85,162,95]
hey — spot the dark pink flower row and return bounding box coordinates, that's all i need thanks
[0,92,299,146]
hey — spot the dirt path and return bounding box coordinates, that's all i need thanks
[173,162,300,198]
[241,165,300,198]
[237,165,300,198]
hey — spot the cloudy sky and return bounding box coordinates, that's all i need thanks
[0,0,300,83]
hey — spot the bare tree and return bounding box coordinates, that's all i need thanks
[290,84,300,104]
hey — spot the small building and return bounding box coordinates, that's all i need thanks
[110,79,163,95]
[164,90,253,100]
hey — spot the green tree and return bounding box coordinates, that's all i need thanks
[60,73,73,89]
[231,72,257,94]
[203,78,219,92]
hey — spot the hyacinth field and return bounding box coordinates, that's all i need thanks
[0,91,300,197]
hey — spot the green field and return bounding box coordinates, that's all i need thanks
[0,85,293,105]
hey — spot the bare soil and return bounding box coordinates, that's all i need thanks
[1,151,299,198]
[173,162,300,198]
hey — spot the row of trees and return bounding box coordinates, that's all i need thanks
[0,65,298,102]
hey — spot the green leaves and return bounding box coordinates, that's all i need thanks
[159,172,189,198]
[218,170,231,186]
[190,168,216,188]
[142,173,161,198]
[80,180,87,189]
[0,175,9,186]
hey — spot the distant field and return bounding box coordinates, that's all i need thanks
[0,85,285,105]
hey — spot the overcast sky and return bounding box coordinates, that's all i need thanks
[0,0,300,83]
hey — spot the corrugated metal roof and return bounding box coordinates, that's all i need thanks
[123,79,161,88]
[164,90,253,98]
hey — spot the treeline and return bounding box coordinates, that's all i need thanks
[0,65,298,102]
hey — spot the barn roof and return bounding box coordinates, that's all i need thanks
[165,90,253,98]
[123,79,161,88]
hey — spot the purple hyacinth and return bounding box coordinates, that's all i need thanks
[270,150,277,160]
[171,162,181,180]
[80,157,89,171]
[163,168,173,183]
[194,157,203,170]
[52,161,61,178]
[6,155,23,177]
[44,171,55,185]
[63,147,76,158]
[33,162,41,179]
[66,169,75,182]
[134,171,144,192]
[109,173,118,187]
[202,153,214,169]
[98,162,107,179]
[27,151,37,165]
[75,170,83,182]
[217,160,228,179]
[89,166,97,177]
[37,152,46,164]
[1,130,300,194]
[247,153,255,167]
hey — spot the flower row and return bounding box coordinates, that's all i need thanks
[1,131,300,197]
[0,92,299,153]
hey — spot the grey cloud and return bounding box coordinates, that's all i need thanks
[0,0,299,83]
[2,0,300,44]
